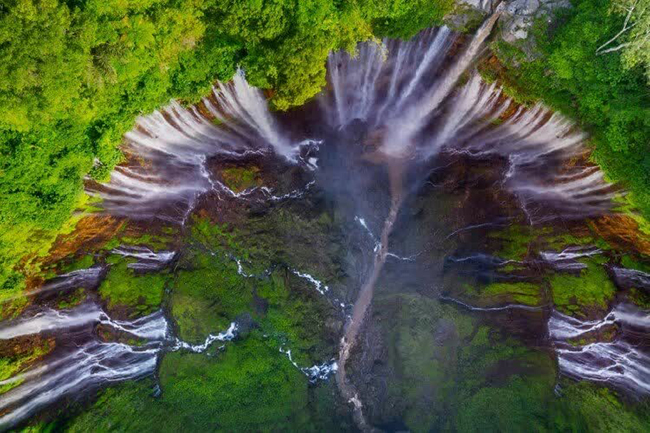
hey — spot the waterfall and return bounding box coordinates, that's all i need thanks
[0,302,169,341]
[319,24,615,222]
[4,9,632,429]
[112,246,176,271]
[0,266,105,304]
[88,70,294,222]
[382,12,502,156]
[0,305,168,429]
[611,266,650,290]
[87,15,617,225]
[549,304,650,396]
[321,27,453,130]
[0,300,245,429]
[539,246,602,271]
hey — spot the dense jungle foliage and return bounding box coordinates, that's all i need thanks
[0,0,453,298]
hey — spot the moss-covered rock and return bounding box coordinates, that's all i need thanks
[463,281,543,306]
[362,293,557,432]
[99,258,168,317]
[549,258,616,317]
[221,166,262,193]
[0,337,54,395]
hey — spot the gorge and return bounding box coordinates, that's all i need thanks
[1,2,650,431]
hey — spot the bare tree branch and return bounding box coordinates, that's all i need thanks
[597,1,638,54]
[597,42,632,55]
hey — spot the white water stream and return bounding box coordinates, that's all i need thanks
[549,303,650,396]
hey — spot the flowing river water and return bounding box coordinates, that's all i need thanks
[2,10,650,432]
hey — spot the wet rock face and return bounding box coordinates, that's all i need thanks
[455,0,571,55]
[499,0,571,44]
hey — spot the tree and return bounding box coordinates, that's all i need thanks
[597,0,650,83]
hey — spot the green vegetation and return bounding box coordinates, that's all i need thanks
[480,282,541,306]
[60,255,95,273]
[455,281,543,308]
[490,0,650,220]
[221,166,261,193]
[174,217,337,363]
[372,294,474,430]
[60,213,345,430]
[172,251,252,342]
[66,334,349,432]
[57,287,87,310]
[455,377,650,432]
[102,231,173,251]
[0,339,53,394]
[549,258,617,316]
[487,225,553,260]
[99,258,168,316]
[487,224,599,262]
[621,254,650,273]
[607,0,650,84]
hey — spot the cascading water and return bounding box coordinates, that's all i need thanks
[0,302,168,428]
[86,70,295,223]
[549,304,650,396]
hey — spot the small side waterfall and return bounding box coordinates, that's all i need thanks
[0,302,168,341]
[0,300,246,429]
[549,304,650,396]
[0,266,105,304]
[0,304,168,429]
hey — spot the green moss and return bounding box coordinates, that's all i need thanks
[481,282,542,306]
[458,281,542,307]
[445,4,486,34]
[173,251,334,362]
[545,233,594,250]
[628,288,650,309]
[102,231,172,252]
[613,194,650,236]
[500,263,521,272]
[257,271,335,364]
[61,255,95,273]
[0,340,53,395]
[172,251,252,342]
[221,166,261,193]
[488,225,536,261]
[454,375,650,432]
[371,293,558,432]
[200,203,343,284]
[455,375,552,432]
[159,335,310,430]
[373,294,473,431]
[171,216,338,363]
[549,259,616,316]
[551,382,650,431]
[99,260,167,316]
[57,288,86,310]
[457,327,554,395]
[66,334,345,432]
[621,255,650,273]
